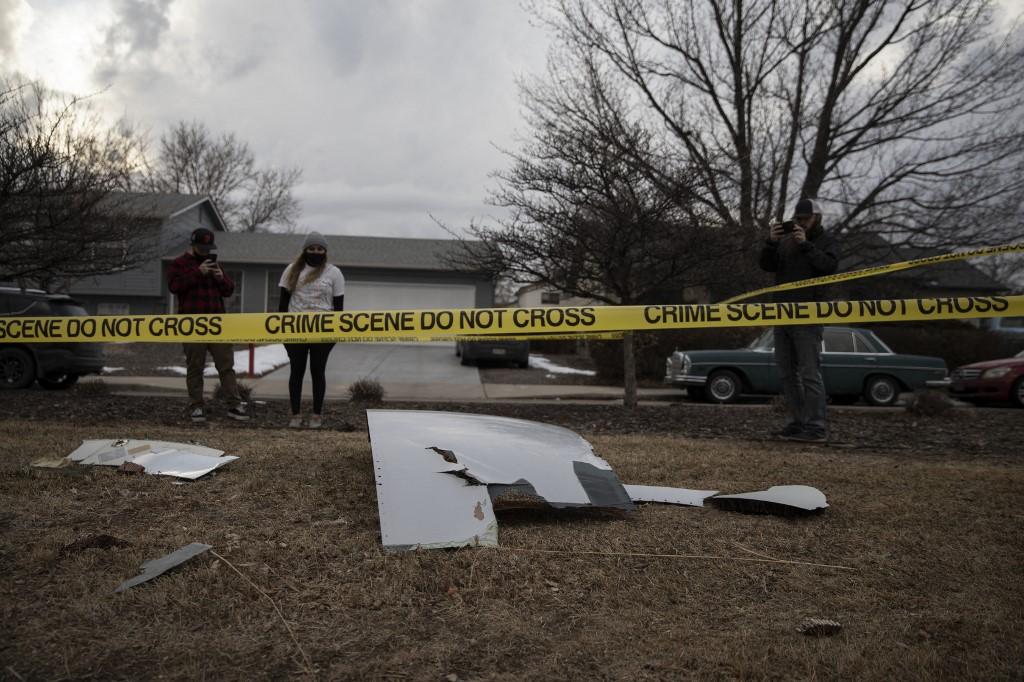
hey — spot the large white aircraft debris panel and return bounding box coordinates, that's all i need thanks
[367,410,633,552]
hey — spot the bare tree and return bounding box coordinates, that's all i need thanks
[535,0,1024,252]
[0,78,156,290]
[452,61,737,407]
[146,120,302,232]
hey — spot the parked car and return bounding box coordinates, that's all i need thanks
[664,326,947,406]
[0,287,104,389]
[455,339,530,368]
[948,349,1024,408]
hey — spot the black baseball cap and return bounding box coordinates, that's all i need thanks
[794,198,823,216]
[190,228,216,252]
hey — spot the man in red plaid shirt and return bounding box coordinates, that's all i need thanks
[167,228,250,423]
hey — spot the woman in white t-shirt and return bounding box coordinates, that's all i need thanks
[277,232,345,428]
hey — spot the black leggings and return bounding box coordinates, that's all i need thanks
[284,343,335,415]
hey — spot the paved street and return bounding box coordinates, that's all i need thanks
[252,342,487,400]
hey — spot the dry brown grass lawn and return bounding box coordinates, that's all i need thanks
[1,418,1022,681]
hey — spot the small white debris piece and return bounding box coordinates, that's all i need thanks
[128,450,238,480]
[63,439,234,479]
[623,485,719,507]
[710,485,828,515]
[796,618,843,636]
[115,543,212,593]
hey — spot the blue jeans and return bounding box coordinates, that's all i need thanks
[773,326,827,434]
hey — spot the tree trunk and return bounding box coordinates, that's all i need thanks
[623,331,638,409]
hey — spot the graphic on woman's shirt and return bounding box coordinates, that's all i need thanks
[280,265,345,313]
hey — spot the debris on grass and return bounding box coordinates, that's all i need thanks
[119,461,146,474]
[64,439,237,480]
[796,618,843,636]
[115,543,212,593]
[709,485,828,516]
[367,409,633,552]
[623,484,720,507]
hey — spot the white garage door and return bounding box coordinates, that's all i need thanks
[344,281,477,311]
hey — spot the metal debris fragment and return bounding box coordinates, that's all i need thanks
[114,543,212,593]
[64,439,237,479]
[367,410,633,552]
[623,485,720,507]
[709,485,828,516]
[796,618,843,636]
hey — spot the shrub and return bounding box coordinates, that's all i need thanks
[348,377,385,404]
[905,389,956,417]
[216,380,252,402]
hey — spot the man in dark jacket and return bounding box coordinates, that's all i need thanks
[759,198,839,441]
[167,228,249,423]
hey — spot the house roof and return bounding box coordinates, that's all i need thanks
[164,232,488,274]
[839,232,1005,292]
[101,192,227,230]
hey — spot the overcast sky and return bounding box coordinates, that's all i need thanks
[1,0,550,238]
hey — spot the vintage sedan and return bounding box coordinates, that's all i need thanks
[664,326,947,406]
[949,349,1024,408]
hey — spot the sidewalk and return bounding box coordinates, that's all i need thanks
[81,374,686,403]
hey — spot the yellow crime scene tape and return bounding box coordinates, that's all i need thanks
[1,295,1020,344]
[721,242,1024,303]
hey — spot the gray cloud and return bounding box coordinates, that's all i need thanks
[0,0,25,62]
[94,0,173,82]
[26,1,548,238]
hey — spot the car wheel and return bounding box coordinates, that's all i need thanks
[516,360,529,369]
[1012,377,1024,408]
[863,375,900,407]
[38,373,80,390]
[706,370,741,404]
[460,355,474,366]
[0,347,36,390]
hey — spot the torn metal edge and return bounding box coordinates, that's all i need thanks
[623,485,720,507]
[114,542,212,593]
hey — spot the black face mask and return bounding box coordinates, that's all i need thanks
[304,252,326,267]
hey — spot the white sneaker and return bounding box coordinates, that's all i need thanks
[288,415,303,428]
[307,415,322,429]
[190,407,206,423]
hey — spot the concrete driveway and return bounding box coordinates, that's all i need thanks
[251,342,485,401]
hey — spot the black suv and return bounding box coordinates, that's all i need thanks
[0,287,104,389]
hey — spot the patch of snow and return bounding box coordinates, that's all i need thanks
[529,355,596,376]
[102,367,124,374]
[157,366,188,376]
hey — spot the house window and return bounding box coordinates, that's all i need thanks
[541,290,561,305]
[224,270,243,313]
[97,302,130,315]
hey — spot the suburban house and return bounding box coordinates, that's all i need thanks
[515,283,599,308]
[67,192,496,315]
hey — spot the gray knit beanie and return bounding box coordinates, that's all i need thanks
[302,231,328,251]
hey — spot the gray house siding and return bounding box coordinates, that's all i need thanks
[71,201,220,313]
